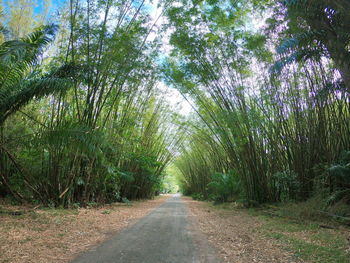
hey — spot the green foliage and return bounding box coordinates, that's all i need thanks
[275,0,350,90]
[0,0,183,206]
[271,170,299,202]
[1,0,350,215]
[326,151,350,207]
[167,0,350,208]
[0,24,70,124]
[191,193,205,201]
[207,172,241,203]
[160,167,179,194]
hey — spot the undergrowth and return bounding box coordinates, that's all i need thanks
[204,198,350,263]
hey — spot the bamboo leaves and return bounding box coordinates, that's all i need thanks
[167,0,350,205]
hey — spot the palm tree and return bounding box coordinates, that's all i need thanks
[0,24,71,125]
[0,24,71,200]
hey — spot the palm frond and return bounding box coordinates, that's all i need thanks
[271,49,320,74]
[326,189,350,206]
[0,40,31,65]
[276,31,323,55]
[0,76,71,124]
[0,24,70,125]
[36,123,105,159]
[0,24,9,39]
[272,30,325,74]
[0,24,58,70]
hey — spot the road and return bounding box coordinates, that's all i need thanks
[72,194,221,263]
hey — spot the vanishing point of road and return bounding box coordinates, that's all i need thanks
[72,194,221,263]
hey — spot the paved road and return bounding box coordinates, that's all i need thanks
[72,195,221,263]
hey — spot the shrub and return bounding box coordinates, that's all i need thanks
[191,193,205,201]
[207,171,241,203]
[271,170,299,202]
[326,151,350,207]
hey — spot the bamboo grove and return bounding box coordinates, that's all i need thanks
[0,0,183,207]
[0,0,350,213]
[166,0,350,207]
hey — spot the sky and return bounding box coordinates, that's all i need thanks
[3,0,62,15]
[146,0,193,116]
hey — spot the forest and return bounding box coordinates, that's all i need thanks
[0,0,349,220]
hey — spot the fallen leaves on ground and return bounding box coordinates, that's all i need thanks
[184,197,301,263]
[0,196,169,263]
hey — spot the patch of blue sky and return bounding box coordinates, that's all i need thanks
[143,2,155,13]
[50,0,66,13]
[3,0,66,18]
[129,0,155,14]
[34,0,155,18]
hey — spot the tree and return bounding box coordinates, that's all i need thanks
[165,0,350,204]
[0,24,70,125]
[0,23,72,200]
[278,0,350,91]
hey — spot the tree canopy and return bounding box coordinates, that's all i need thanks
[0,0,349,216]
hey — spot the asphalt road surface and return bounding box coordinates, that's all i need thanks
[72,194,221,263]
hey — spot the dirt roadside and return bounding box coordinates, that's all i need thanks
[184,197,301,263]
[0,196,169,263]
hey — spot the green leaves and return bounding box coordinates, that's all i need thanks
[329,151,350,185]
[118,171,135,183]
[207,171,241,202]
[167,0,350,207]
[272,30,325,73]
[0,24,70,125]
[282,0,308,8]
[278,0,350,90]
[0,24,57,67]
[0,76,71,124]
[36,123,104,158]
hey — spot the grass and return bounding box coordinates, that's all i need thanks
[264,231,349,263]
[249,208,350,263]
[207,200,350,263]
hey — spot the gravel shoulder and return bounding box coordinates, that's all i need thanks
[0,196,168,263]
